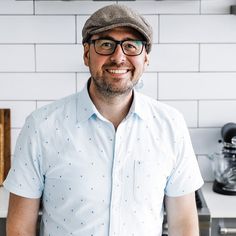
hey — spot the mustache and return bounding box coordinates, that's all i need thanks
[103,62,131,68]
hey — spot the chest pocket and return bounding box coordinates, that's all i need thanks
[133,160,168,204]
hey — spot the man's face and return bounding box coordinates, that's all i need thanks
[83,27,149,97]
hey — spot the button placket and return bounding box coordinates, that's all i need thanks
[108,125,124,236]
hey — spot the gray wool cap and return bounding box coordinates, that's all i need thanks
[82,4,153,53]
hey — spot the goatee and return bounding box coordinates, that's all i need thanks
[91,76,138,98]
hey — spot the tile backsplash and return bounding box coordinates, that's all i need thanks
[1,0,236,181]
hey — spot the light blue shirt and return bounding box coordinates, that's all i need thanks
[4,81,203,236]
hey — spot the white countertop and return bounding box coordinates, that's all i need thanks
[1,183,236,219]
[0,187,9,218]
[202,182,236,218]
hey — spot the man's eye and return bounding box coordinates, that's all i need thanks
[97,40,114,49]
[124,43,138,51]
[101,42,112,48]
[126,44,136,49]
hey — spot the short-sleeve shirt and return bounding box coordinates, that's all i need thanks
[4,82,203,236]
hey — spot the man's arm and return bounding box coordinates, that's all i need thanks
[165,192,199,236]
[6,193,40,236]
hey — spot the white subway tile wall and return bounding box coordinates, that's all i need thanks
[201,0,236,14]
[0,101,35,128]
[162,101,198,128]
[160,15,236,43]
[201,44,236,71]
[0,45,35,72]
[0,16,76,43]
[159,73,236,99]
[36,45,87,72]
[35,1,115,15]
[0,0,33,14]
[0,73,76,100]
[1,0,236,181]
[149,44,199,72]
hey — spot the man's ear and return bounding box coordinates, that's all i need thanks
[83,43,90,67]
[144,53,149,70]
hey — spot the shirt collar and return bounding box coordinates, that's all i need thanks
[130,89,150,122]
[76,80,150,124]
[76,81,98,123]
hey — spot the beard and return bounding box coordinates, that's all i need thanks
[91,75,138,98]
[89,62,140,98]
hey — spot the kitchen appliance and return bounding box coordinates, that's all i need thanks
[209,123,236,195]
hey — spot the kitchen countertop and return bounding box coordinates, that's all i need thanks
[201,182,236,218]
[0,187,9,218]
[1,183,236,219]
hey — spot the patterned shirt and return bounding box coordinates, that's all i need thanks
[4,81,203,236]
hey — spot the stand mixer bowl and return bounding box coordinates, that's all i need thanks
[209,152,236,188]
[208,122,236,195]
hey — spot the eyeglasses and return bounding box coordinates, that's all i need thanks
[87,38,147,56]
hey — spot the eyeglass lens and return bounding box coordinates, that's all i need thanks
[93,39,144,56]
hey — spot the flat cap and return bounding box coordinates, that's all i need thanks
[82,4,153,53]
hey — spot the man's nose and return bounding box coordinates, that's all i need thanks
[110,44,126,64]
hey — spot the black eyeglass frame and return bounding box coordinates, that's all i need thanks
[87,38,147,56]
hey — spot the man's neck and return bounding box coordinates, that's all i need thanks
[88,83,133,129]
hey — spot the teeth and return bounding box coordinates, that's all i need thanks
[108,69,127,74]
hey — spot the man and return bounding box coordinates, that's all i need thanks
[4,4,203,236]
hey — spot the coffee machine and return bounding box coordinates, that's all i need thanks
[209,123,236,195]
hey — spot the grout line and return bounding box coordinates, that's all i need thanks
[0,72,83,74]
[0,100,56,102]
[0,13,229,16]
[34,44,37,72]
[1,43,236,45]
[3,71,236,74]
[1,99,236,102]
[197,100,200,128]
[33,0,35,16]
[75,73,78,93]
[158,14,160,44]
[34,100,37,110]
[147,71,236,73]
[75,15,77,44]
[0,43,83,45]
[199,0,202,15]
[198,43,201,72]
[156,72,159,100]
[159,98,236,101]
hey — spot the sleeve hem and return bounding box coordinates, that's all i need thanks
[165,180,204,197]
[3,183,42,199]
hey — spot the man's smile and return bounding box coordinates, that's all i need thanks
[107,69,128,74]
[106,69,129,74]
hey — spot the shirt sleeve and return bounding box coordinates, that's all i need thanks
[3,114,44,198]
[164,113,204,197]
